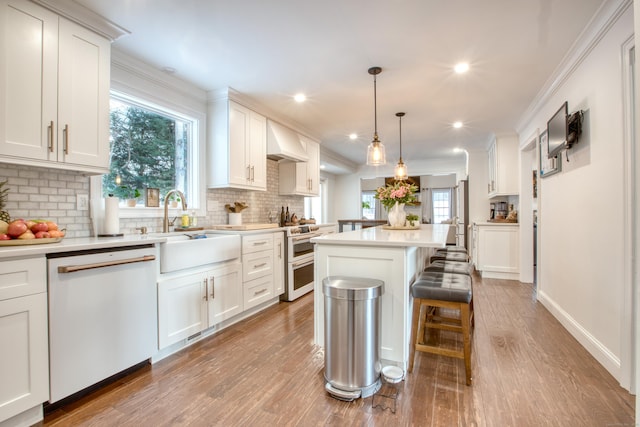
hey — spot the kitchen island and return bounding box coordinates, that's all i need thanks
[311,224,449,369]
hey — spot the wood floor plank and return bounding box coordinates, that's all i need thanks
[40,273,634,426]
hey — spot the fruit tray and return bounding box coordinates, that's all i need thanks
[0,237,63,246]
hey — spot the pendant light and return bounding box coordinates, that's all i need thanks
[366,67,386,165]
[394,112,408,181]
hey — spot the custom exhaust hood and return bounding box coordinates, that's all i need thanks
[266,120,309,162]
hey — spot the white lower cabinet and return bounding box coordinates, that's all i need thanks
[273,232,285,296]
[0,257,49,425]
[475,223,520,280]
[241,233,274,310]
[208,262,243,326]
[157,261,241,349]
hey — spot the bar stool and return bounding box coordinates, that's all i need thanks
[435,245,467,254]
[429,251,469,263]
[408,271,474,385]
[424,259,473,276]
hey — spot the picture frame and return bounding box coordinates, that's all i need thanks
[539,130,561,178]
[146,188,160,207]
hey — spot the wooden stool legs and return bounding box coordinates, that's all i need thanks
[408,297,474,386]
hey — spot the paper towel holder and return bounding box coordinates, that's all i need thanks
[98,194,124,237]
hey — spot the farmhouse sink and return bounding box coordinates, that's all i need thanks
[159,233,241,273]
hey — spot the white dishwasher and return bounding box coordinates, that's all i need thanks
[47,244,158,403]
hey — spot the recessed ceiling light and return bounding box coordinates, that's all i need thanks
[453,121,463,129]
[349,133,358,140]
[320,164,326,169]
[294,93,306,103]
[454,63,469,74]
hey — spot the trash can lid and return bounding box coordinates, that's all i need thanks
[322,276,384,300]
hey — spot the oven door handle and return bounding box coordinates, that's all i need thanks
[292,258,314,269]
[57,255,156,273]
[291,233,322,242]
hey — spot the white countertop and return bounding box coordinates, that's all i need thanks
[0,235,166,259]
[311,224,449,248]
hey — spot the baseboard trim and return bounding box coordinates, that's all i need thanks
[537,289,622,384]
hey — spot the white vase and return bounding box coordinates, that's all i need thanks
[387,202,406,227]
[229,212,242,225]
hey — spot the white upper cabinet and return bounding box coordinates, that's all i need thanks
[0,0,111,174]
[279,136,320,196]
[208,99,267,191]
[487,133,519,197]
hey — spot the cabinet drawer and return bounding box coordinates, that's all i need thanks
[0,257,46,301]
[242,233,274,254]
[242,250,273,282]
[243,275,273,310]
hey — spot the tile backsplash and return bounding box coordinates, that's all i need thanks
[0,160,304,237]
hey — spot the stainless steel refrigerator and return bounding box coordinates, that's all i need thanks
[456,180,469,249]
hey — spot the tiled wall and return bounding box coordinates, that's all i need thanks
[1,160,304,237]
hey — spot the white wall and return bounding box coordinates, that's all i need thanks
[518,2,633,383]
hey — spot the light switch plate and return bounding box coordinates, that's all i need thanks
[77,194,89,211]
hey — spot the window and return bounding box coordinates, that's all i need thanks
[102,92,201,211]
[432,188,452,224]
[304,180,325,223]
[361,191,377,219]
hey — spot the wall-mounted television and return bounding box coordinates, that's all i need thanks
[547,101,568,159]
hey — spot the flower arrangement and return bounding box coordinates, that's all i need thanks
[375,181,418,211]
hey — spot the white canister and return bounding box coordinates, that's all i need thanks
[229,212,242,225]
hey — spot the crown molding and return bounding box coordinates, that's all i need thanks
[515,0,632,134]
[32,0,130,41]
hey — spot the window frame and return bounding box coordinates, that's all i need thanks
[431,188,453,224]
[92,88,206,220]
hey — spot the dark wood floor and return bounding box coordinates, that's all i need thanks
[42,274,635,426]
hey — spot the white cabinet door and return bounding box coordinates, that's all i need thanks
[57,18,110,169]
[208,99,266,190]
[0,0,58,161]
[0,0,110,173]
[158,272,207,349]
[488,134,519,197]
[0,293,49,423]
[228,101,250,186]
[476,224,520,279]
[304,137,320,195]
[207,262,242,326]
[248,111,267,189]
[278,136,320,196]
[273,232,285,296]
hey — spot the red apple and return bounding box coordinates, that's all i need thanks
[35,231,51,239]
[31,222,48,233]
[0,233,10,240]
[7,220,28,238]
[46,221,59,231]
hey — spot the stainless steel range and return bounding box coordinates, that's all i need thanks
[282,223,336,301]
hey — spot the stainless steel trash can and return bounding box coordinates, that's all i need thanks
[323,276,384,400]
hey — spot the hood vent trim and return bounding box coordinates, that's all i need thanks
[266,120,309,162]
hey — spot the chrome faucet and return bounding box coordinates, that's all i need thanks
[163,189,187,233]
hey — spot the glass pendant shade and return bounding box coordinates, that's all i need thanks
[366,67,386,166]
[394,111,407,180]
[394,159,407,180]
[367,135,386,165]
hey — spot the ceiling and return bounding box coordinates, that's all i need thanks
[75,0,605,172]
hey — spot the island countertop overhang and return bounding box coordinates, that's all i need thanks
[310,224,449,248]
